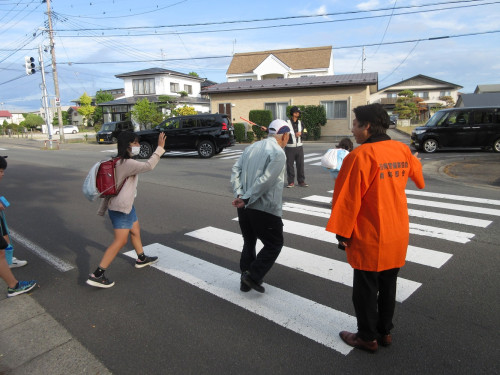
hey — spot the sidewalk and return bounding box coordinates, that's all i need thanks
[0,293,111,374]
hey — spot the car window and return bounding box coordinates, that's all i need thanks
[473,110,498,124]
[447,111,470,126]
[160,119,180,130]
[426,111,448,127]
[198,117,216,128]
[101,123,116,131]
[182,118,197,128]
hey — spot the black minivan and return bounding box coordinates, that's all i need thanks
[411,107,500,153]
[96,120,134,144]
[136,114,235,158]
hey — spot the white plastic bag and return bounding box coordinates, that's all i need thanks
[320,149,339,170]
[82,161,101,201]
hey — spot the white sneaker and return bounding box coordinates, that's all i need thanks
[9,257,28,268]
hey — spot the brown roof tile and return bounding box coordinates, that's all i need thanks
[227,46,332,74]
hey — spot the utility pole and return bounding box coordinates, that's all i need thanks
[45,0,65,142]
[361,47,366,73]
[39,45,53,148]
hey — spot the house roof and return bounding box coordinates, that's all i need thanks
[98,95,210,107]
[0,110,12,117]
[456,93,500,107]
[115,68,204,81]
[226,46,332,75]
[379,74,462,91]
[474,84,500,94]
[202,73,378,94]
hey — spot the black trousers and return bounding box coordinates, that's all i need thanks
[285,146,305,184]
[352,268,400,341]
[237,207,284,282]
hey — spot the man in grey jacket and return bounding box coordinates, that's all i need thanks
[231,120,290,293]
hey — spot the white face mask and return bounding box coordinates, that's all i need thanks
[130,146,140,156]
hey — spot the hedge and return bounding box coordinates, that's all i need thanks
[233,122,246,143]
[286,105,327,140]
[249,110,273,140]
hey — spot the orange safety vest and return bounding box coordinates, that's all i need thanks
[326,139,425,271]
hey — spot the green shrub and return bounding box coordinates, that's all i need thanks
[246,131,255,143]
[94,124,101,132]
[249,110,272,140]
[286,105,326,140]
[233,122,246,143]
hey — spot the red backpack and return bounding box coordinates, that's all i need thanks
[96,158,126,197]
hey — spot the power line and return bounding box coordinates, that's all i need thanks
[53,0,488,31]
[55,29,500,66]
[54,1,500,38]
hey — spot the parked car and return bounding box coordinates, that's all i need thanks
[411,106,500,153]
[389,115,398,128]
[96,120,134,144]
[54,125,79,134]
[136,114,236,159]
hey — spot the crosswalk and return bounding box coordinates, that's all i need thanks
[123,188,497,355]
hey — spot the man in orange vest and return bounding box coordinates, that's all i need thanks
[326,103,425,352]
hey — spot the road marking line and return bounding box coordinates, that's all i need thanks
[405,190,500,206]
[236,217,451,269]
[406,198,500,216]
[221,154,243,160]
[303,156,322,163]
[9,229,74,272]
[186,227,421,302]
[301,196,491,228]
[124,244,357,355]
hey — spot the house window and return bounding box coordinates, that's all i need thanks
[170,82,180,93]
[414,91,429,99]
[440,91,451,97]
[184,84,193,95]
[265,102,288,120]
[238,78,253,82]
[132,79,155,95]
[387,93,398,98]
[321,100,347,119]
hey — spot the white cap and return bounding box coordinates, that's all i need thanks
[268,119,291,135]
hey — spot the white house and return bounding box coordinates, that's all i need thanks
[99,68,210,123]
[226,46,334,82]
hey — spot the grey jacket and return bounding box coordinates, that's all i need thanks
[231,137,286,217]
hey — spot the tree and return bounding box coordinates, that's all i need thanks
[92,90,114,126]
[172,105,197,117]
[21,114,45,130]
[77,92,95,126]
[53,110,70,126]
[130,98,163,129]
[439,95,455,108]
[157,95,178,117]
[393,90,419,119]
[188,72,199,77]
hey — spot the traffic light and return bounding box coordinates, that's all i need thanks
[24,56,36,75]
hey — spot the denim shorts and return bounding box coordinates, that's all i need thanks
[108,206,138,229]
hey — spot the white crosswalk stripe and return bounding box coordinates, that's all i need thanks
[124,245,357,355]
[131,188,496,355]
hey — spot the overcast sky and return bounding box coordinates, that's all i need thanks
[0,0,499,112]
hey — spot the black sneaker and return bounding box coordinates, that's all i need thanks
[241,271,265,293]
[86,274,115,288]
[240,282,251,292]
[135,255,158,269]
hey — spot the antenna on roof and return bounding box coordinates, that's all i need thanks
[361,47,366,73]
[232,39,236,55]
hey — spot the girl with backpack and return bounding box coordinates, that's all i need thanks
[87,131,166,288]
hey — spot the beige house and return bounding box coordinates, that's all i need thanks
[227,46,334,82]
[371,75,462,119]
[203,73,378,138]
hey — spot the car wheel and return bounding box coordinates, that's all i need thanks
[198,140,215,158]
[72,130,77,134]
[493,138,500,153]
[423,138,438,153]
[139,141,153,159]
[55,131,59,135]
[112,137,118,143]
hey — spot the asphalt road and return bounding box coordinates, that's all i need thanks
[0,134,499,374]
